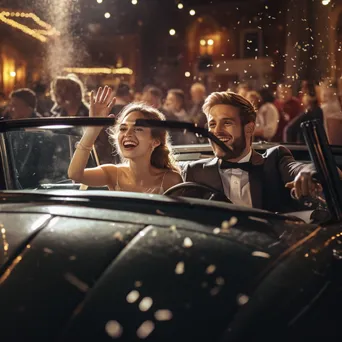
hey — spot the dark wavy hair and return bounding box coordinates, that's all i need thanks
[109,103,178,171]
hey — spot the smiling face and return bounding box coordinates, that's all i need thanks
[117,111,160,161]
[208,104,254,161]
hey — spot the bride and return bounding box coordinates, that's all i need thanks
[68,86,183,193]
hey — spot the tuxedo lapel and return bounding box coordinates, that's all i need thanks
[203,158,224,191]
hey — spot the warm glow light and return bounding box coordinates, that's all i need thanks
[178,3,184,9]
[169,29,176,36]
[63,67,134,75]
[185,72,191,77]
[104,12,111,18]
[97,0,103,3]
[189,9,196,16]
[0,11,60,42]
[322,0,330,5]
[200,39,206,46]
[207,39,214,46]
[132,0,138,5]
[9,71,16,77]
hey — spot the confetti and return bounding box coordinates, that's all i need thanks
[154,309,173,321]
[126,290,140,303]
[139,297,153,312]
[175,261,185,274]
[137,320,155,339]
[237,294,250,306]
[183,237,193,248]
[64,273,89,293]
[105,320,123,339]
[206,264,216,274]
[252,251,271,259]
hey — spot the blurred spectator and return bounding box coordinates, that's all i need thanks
[7,88,41,119]
[247,90,279,142]
[274,83,301,141]
[0,92,8,117]
[141,85,163,110]
[33,83,54,117]
[237,83,249,98]
[164,89,188,121]
[134,92,142,102]
[284,81,323,143]
[189,82,206,127]
[112,83,132,115]
[50,74,89,117]
[321,79,342,145]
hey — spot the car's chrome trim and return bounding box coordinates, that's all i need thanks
[0,134,13,189]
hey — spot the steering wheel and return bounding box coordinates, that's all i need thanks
[163,182,232,203]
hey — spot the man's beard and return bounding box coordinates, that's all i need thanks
[213,129,247,160]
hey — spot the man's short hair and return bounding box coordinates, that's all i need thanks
[191,82,206,93]
[202,91,256,126]
[168,89,185,104]
[10,88,37,109]
[116,83,131,98]
[145,86,163,99]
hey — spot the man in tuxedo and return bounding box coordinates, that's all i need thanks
[182,91,329,213]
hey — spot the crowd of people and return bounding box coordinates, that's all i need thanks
[2,74,342,211]
[1,75,342,146]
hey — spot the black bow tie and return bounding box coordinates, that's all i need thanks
[220,161,253,172]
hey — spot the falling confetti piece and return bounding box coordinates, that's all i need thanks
[210,286,221,296]
[237,294,249,306]
[127,290,140,304]
[183,237,193,248]
[139,297,153,312]
[135,281,143,288]
[69,255,77,261]
[156,209,165,215]
[43,248,53,254]
[151,230,157,237]
[64,273,89,293]
[213,228,221,234]
[137,320,155,339]
[170,225,177,231]
[105,320,123,339]
[252,251,271,259]
[154,309,173,321]
[175,261,185,274]
[221,217,238,231]
[113,232,123,242]
[206,264,216,274]
[216,277,225,285]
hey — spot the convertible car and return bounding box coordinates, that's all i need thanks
[0,117,341,342]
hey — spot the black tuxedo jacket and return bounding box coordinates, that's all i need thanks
[182,146,314,212]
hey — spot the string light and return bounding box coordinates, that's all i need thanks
[63,67,134,75]
[185,71,191,77]
[104,12,111,19]
[0,11,60,42]
[97,0,103,3]
[189,9,196,16]
[132,0,138,5]
[322,0,330,5]
[9,71,16,77]
[169,29,176,36]
[178,3,184,9]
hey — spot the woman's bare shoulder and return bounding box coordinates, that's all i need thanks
[163,170,183,190]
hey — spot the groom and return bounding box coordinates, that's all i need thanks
[182,91,327,213]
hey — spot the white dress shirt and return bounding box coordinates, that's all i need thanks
[218,150,253,207]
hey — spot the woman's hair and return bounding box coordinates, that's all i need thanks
[109,103,178,171]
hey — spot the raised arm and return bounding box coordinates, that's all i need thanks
[68,86,116,186]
